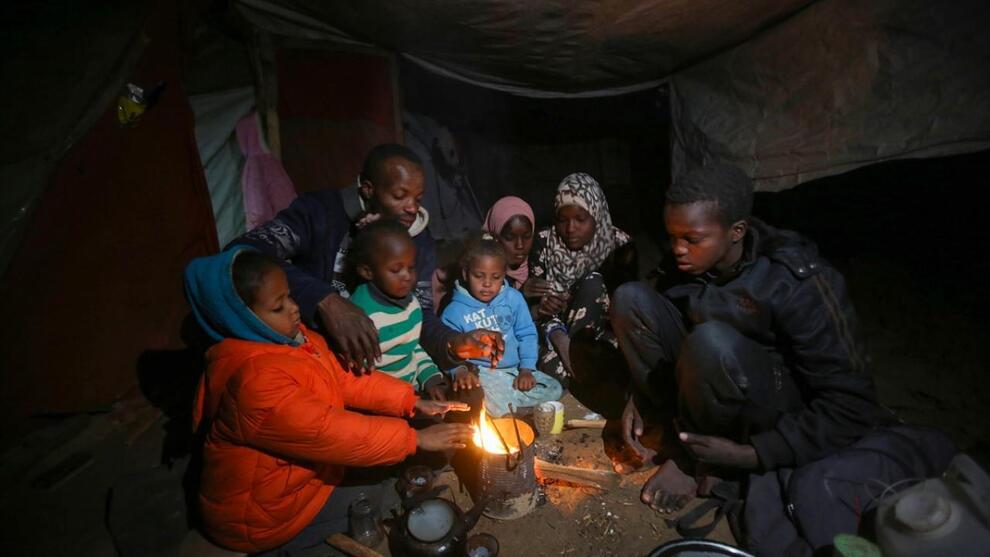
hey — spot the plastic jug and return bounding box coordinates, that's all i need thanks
[875,453,990,556]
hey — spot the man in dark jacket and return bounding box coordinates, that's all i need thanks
[611,163,893,513]
[232,144,503,376]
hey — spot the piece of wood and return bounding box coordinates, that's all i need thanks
[535,458,618,490]
[564,419,607,430]
[325,533,385,557]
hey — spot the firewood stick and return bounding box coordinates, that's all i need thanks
[564,419,607,430]
[326,533,385,557]
[535,458,618,490]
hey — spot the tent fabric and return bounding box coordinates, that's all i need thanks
[275,48,400,192]
[0,1,219,420]
[403,112,483,241]
[234,0,812,97]
[0,0,153,277]
[189,86,256,246]
[669,0,990,191]
[232,0,990,192]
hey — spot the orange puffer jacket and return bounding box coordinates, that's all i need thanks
[191,326,419,553]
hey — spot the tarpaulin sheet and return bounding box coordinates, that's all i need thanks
[0,0,152,277]
[235,0,812,97]
[190,86,255,246]
[233,0,990,191]
[0,1,219,420]
[669,0,990,191]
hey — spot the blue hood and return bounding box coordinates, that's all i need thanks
[450,279,511,310]
[442,279,538,370]
[183,246,300,346]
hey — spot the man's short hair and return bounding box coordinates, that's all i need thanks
[665,163,754,225]
[360,144,423,188]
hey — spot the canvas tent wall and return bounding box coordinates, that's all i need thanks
[0,0,218,425]
[1,0,988,424]
[236,0,990,190]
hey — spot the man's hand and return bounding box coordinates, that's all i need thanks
[622,396,654,462]
[423,375,449,401]
[416,423,474,451]
[448,330,505,367]
[452,365,481,392]
[679,432,759,470]
[318,293,380,374]
[317,293,380,374]
[513,369,536,391]
[414,399,471,417]
[355,212,381,229]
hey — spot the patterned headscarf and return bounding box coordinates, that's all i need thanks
[541,173,629,291]
[483,196,535,287]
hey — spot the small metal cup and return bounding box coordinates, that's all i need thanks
[534,402,556,437]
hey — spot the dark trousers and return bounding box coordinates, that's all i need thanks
[610,282,803,441]
[253,476,395,557]
[538,271,610,384]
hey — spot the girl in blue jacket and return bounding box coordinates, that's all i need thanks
[441,235,563,416]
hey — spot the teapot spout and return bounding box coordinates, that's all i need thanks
[451,496,489,539]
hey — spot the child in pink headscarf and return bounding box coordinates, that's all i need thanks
[482,196,535,289]
[432,196,538,312]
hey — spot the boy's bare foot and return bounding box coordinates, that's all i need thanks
[641,459,697,513]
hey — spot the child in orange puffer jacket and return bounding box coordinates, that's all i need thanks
[184,247,473,555]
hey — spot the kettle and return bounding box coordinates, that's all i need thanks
[875,453,990,556]
[395,485,488,557]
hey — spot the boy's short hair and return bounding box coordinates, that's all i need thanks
[360,144,423,188]
[232,249,282,306]
[346,219,412,286]
[459,231,508,271]
[666,163,754,225]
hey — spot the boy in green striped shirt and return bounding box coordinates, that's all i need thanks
[348,220,447,399]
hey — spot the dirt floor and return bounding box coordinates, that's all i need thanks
[424,393,736,557]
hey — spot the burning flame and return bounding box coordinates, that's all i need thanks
[473,407,520,455]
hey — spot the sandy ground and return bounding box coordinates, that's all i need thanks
[430,392,736,556]
[365,393,735,557]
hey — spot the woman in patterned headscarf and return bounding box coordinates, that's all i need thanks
[528,172,638,384]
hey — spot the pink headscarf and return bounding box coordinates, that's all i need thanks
[483,196,535,288]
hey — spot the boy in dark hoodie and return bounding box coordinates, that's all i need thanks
[612,164,892,505]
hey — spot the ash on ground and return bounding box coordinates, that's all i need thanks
[536,439,564,463]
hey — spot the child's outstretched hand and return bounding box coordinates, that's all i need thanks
[414,398,470,417]
[452,364,481,392]
[416,423,474,451]
[513,369,536,392]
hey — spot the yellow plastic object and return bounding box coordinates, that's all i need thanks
[117,84,147,127]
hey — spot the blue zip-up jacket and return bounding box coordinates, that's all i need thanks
[441,280,538,371]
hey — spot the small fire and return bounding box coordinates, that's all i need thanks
[473,407,520,455]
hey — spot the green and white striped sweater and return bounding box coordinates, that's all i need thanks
[350,283,441,389]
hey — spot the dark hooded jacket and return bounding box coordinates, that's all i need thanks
[230,187,456,368]
[653,218,894,470]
